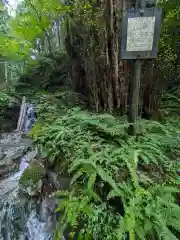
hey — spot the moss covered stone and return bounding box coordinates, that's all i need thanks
[19,161,45,196]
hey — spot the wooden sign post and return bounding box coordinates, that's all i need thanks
[121,4,162,135]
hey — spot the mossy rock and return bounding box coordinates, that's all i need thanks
[29,121,43,138]
[19,161,45,187]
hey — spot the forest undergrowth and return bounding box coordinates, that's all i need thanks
[28,91,180,240]
[0,0,179,238]
[0,52,180,239]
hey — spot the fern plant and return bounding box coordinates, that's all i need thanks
[32,107,180,240]
[69,148,180,240]
[0,90,15,107]
[107,151,180,240]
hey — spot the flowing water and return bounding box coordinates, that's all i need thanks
[0,104,56,240]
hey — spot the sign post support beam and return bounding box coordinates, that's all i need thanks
[128,58,141,135]
[128,3,144,136]
[121,3,162,135]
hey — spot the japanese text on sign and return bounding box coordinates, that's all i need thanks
[126,17,155,52]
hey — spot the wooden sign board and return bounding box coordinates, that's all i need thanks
[121,7,162,59]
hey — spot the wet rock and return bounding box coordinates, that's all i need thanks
[11,146,28,161]
[0,136,30,166]
[0,131,32,150]
[26,179,43,197]
[0,189,31,240]
[47,171,61,189]
[0,150,19,178]
[0,163,17,179]
[0,152,5,160]
[0,156,12,167]
[19,160,46,196]
[0,146,27,179]
[3,145,28,160]
[0,131,22,144]
[0,172,21,196]
[39,197,56,222]
[24,149,38,163]
[0,129,65,239]
[47,171,70,190]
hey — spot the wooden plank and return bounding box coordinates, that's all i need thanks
[16,96,27,131]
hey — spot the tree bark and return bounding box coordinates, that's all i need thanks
[64,0,133,113]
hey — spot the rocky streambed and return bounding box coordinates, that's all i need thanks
[0,132,67,240]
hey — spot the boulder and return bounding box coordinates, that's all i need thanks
[0,189,29,240]
[0,146,27,179]
[0,166,14,179]
[19,160,46,196]
[11,146,28,161]
[0,172,20,197]
[0,145,28,165]
[47,171,70,190]
[0,149,19,179]
[0,156,12,168]
[39,197,56,222]
[0,152,5,161]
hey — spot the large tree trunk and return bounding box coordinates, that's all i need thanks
[65,0,132,113]
[106,0,131,113]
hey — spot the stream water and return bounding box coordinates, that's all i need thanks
[0,105,56,240]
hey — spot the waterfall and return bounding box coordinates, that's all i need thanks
[0,104,56,240]
[24,104,37,133]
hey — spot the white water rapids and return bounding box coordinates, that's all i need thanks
[0,104,55,240]
[0,152,53,240]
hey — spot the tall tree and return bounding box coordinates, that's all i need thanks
[65,0,132,112]
[0,1,9,84]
